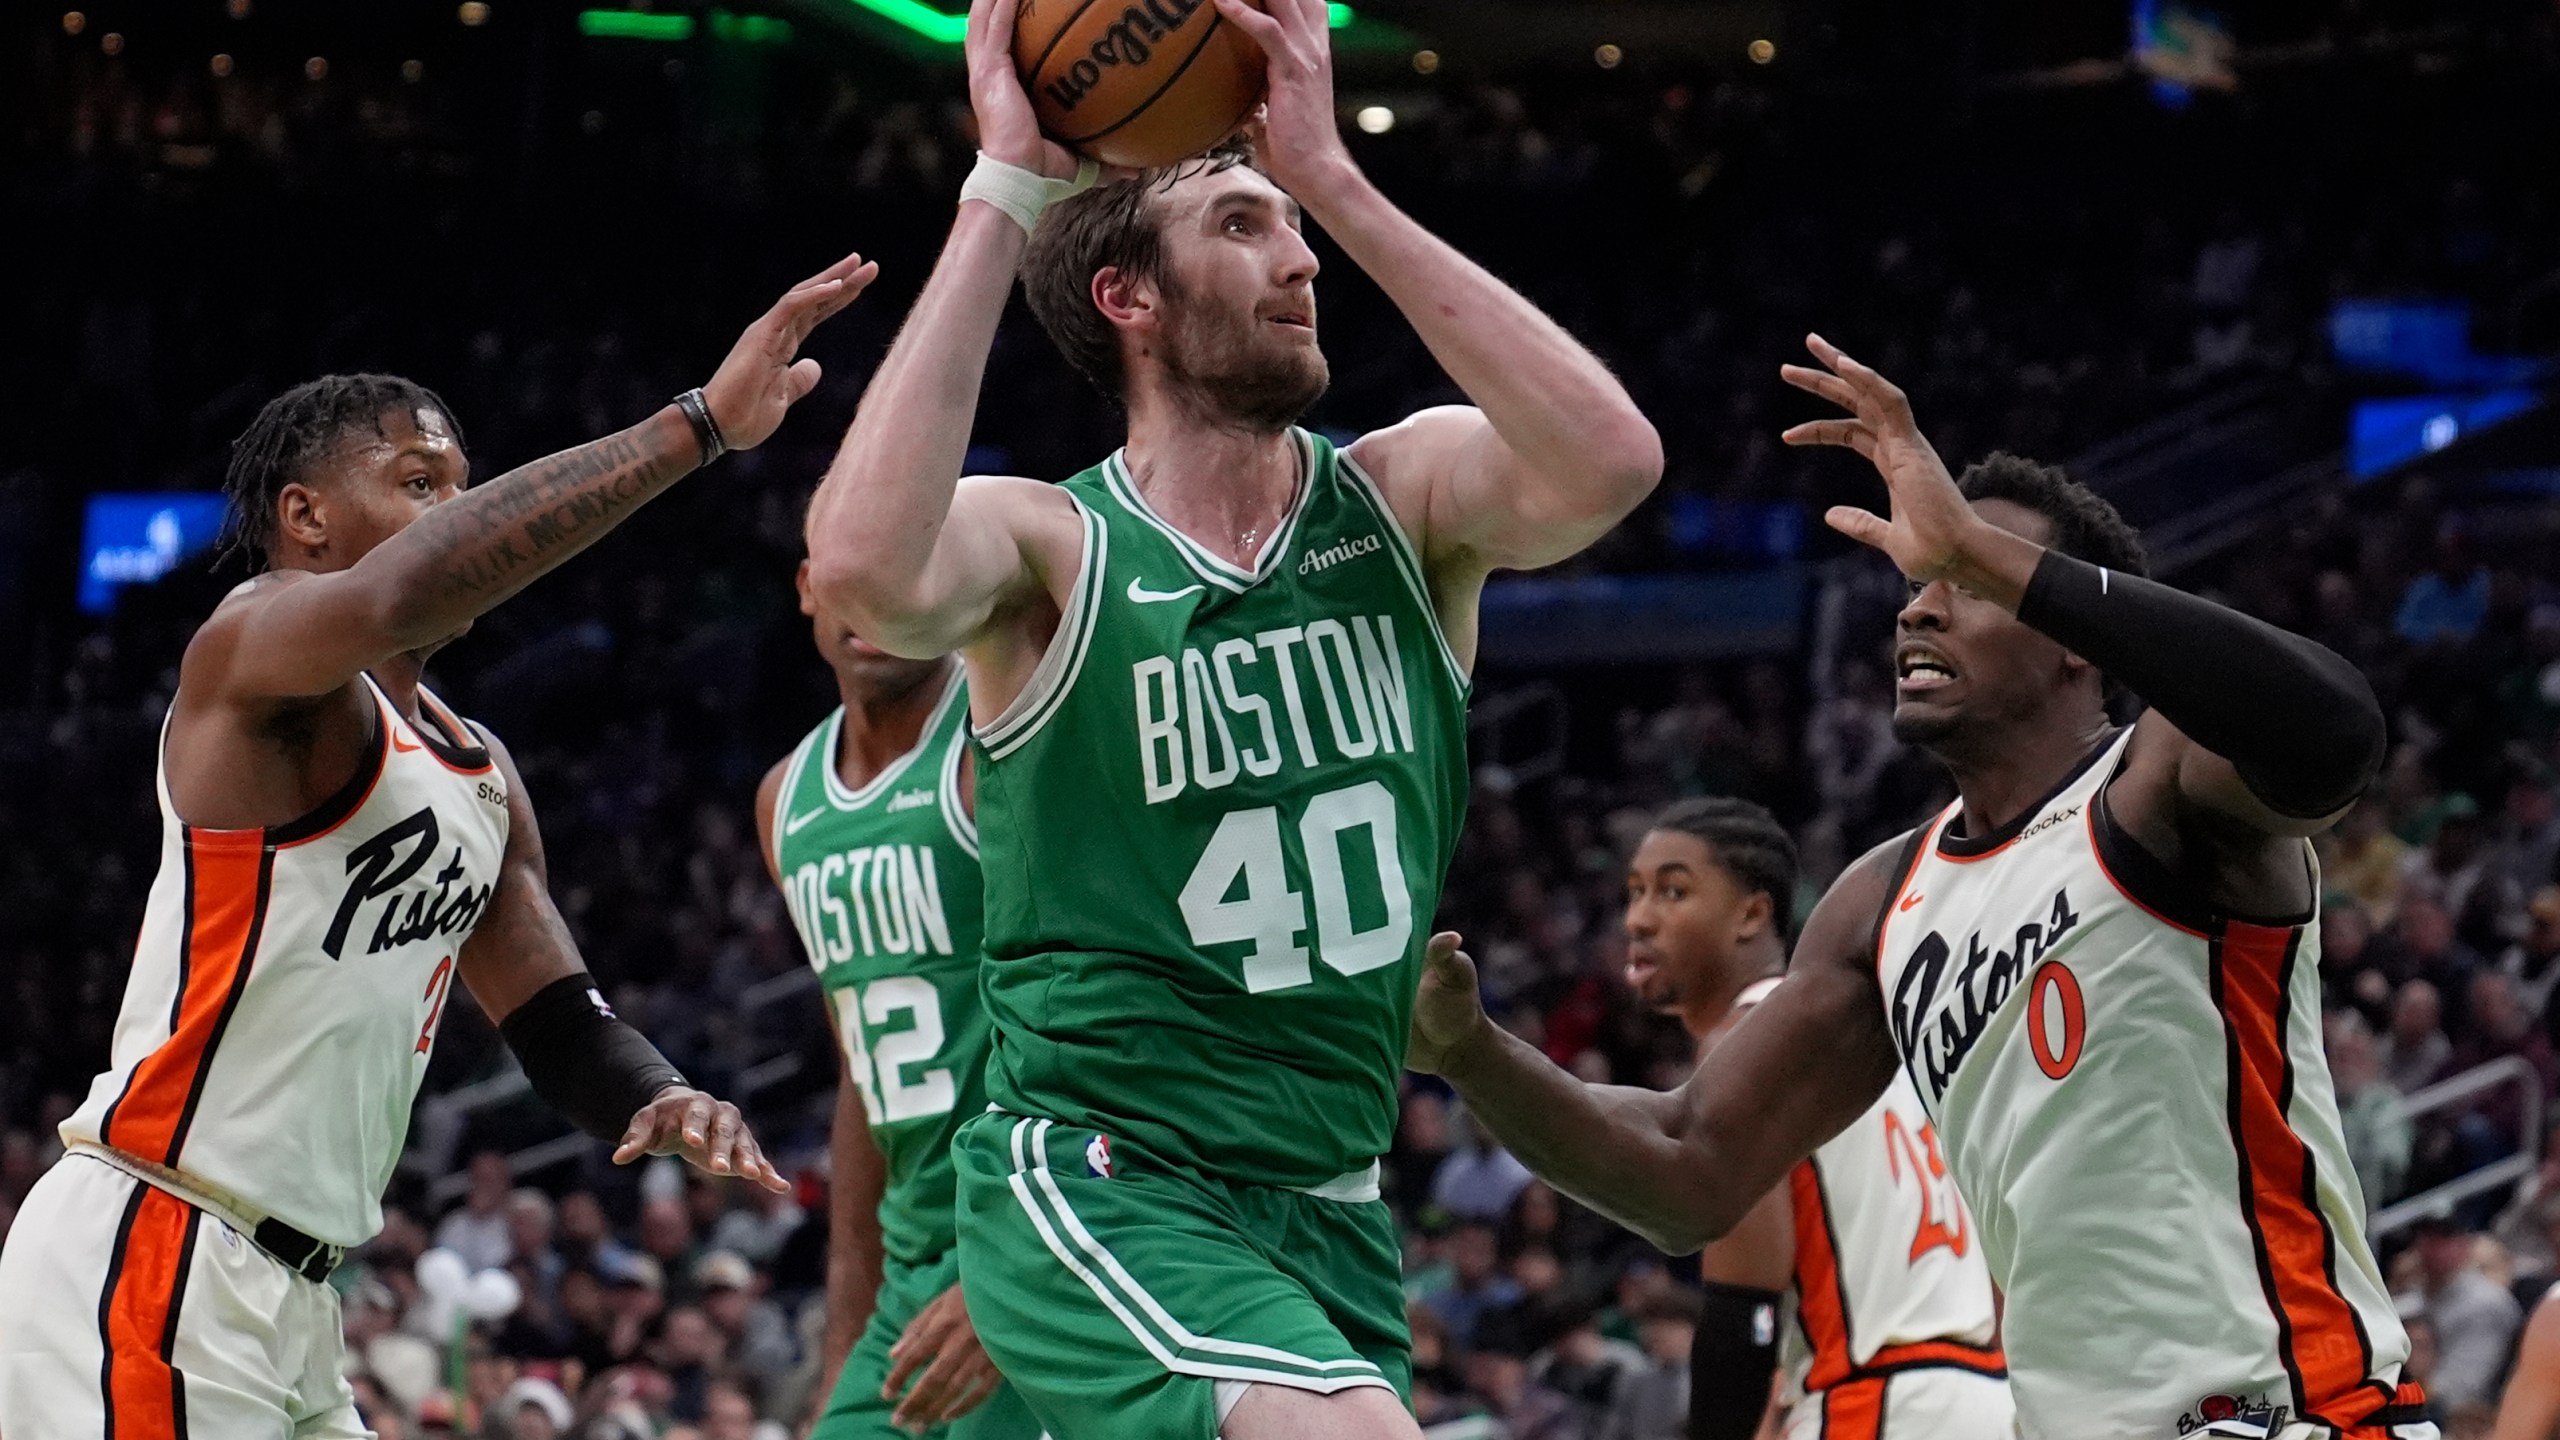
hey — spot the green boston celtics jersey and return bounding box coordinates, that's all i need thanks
[974,429,1471,1190]
[773,667,988,1264]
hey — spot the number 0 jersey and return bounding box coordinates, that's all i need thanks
[62,676,510,1248]
[770,667,988,1266]
[1876,728,2420,1440]
[1730,983,2007,1417]
[974,431,1471,1190]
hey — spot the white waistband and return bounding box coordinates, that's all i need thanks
[1291,1161,1381,1204]
[70,1142,274,1240]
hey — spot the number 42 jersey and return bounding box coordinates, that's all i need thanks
[772,666,989,1264]
[974,430,1471,1191]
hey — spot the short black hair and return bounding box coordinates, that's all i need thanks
[1956,452,2147,578]
[223,373,460,567]
[1650,797,1801,942]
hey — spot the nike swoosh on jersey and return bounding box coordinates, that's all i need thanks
[1127,577,1206,605]
[783,808,829,835]
[391,732,423,753]
[1900,891,1927,912]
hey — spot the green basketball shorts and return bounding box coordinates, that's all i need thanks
[812,1247,1045,1440]
[952,1110,1412,1440]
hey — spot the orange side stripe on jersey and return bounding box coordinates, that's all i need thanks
[2216,919,2378,1423]
[1858,1338,2008,1378]
[100,1183,198,1439]
[1818,1376,1886,1440]
[103,828,272,1167]
[1790,1160,1858,1391]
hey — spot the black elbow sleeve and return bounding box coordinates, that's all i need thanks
[498,974,686,1142]
[1688,1282,1783,1440]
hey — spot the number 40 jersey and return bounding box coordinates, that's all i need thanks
[973,430,1471,1192]
[772,666,988,1265]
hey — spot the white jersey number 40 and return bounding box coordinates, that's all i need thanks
[1178,780,1414,994]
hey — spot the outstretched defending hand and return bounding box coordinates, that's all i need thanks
[1407,931,1490,1076]
[1792,333,2027,599]
[1213,0,1355,198]
[701,251,879,453]
[614,1086,790,1193]
[883,1283,1004,1430]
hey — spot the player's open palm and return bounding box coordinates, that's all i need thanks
[615,1087,791,1192]
[701,250,879,453]
[1779,333,1975,585]
[884,1283,1002,1429]
[1213,0,1351,194]
[1407,932,1489,1076]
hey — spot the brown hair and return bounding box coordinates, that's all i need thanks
[1021,140,1257,403]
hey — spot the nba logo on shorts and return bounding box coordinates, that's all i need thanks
[1085,1134,1114,1179]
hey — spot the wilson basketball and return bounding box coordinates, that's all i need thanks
[1014,0,1268,170]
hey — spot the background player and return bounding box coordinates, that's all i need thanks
[0,252,872,1438]
[800,0,1660,1433]
[1408,336,2418,1440]
[1623,797,2008,1440]
[756,558,1037,1439]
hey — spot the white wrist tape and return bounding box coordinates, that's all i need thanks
[960,150,1102,236]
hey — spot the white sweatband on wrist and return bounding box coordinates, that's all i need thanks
[959,150,1102,236]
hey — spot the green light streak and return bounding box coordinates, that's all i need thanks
[831,0,1353,45]
[578,9,693,40]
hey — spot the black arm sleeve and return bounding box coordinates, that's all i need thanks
[498,974,687,1142]
[1687,1282,1782,1440]
[2016,551,2385,819]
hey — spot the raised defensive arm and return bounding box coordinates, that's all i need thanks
[461,731,787,1190]
[1410,848,1902,1254]
[1216,0,1662,578]
[1783,334,2384,836]
[189,254,871,706]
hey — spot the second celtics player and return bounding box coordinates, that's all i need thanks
[756,558,1037,1440]
[804,1,1661,1435]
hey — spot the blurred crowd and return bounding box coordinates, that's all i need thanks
[6,5,2560,1436]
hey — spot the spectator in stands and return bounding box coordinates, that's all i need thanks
[506,1188,564,1311]
[2412,1213,2526,1411]
[640,1196,703,1304]
[435,1152,516,1274]
[2385,980,2456,1094]
[2500,772,2560,899]
[1593,1290,1697,1440]
[2456,971,2560,1100]
[1534,1299,1647,1421]
[599,1252,668,1370]
[693,1250,796,1397]
[558,1264,624,1376]
[1423,1219,1524,1348]
[2384,899,2490,1024]
[2503,888,2560,1036]
[2328,1011,2413,1211]
[1469,1306,1588,1440]
[2407,797,2525,956]
[704,1375,786,1440]
[498,1376,575,1440]
[704,1177,802,1269]
[1432,1110,1534,1222]
[656,1306,728,1423]
[558,1190,634,1275]
[2325,904,2393,1023]
[1390,1086,1455,1209]
[2397,528,2492,647]
[2328,800,2413,929]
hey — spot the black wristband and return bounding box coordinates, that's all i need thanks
[1689,1281,1782,1440]
[2016,549,2384,818]
[673,387,727,465]
[499,974,686,1143]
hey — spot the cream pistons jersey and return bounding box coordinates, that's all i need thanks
[63,675,510,1248]
[1732,982,2006,1415]
[1874,728,2421,1440]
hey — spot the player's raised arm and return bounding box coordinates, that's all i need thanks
[804,0,1092,658]
[1410,850,1902,1254]
[460,731,788,1192]
[1212,0,1661,579]
[188,254,872,707]
[1781,334,2385,838]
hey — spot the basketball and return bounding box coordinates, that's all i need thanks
[1014,0,1268,170]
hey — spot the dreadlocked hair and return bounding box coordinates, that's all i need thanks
[1955,452,2147,578]
[1651,797,1801,942]
[223,373,460,567]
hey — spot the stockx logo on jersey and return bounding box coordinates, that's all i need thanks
[1890,888,2081,1102]
[323,808,494,960]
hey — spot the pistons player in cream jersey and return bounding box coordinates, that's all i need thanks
[0,252,871,1439]
[1412,337,2424,1440]
[1622,798,2007,1440]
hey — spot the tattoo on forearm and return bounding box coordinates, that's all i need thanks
[420,424,686,606]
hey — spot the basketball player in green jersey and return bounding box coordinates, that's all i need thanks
[756,560,1041,1440]
[803,0,1661,1435]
